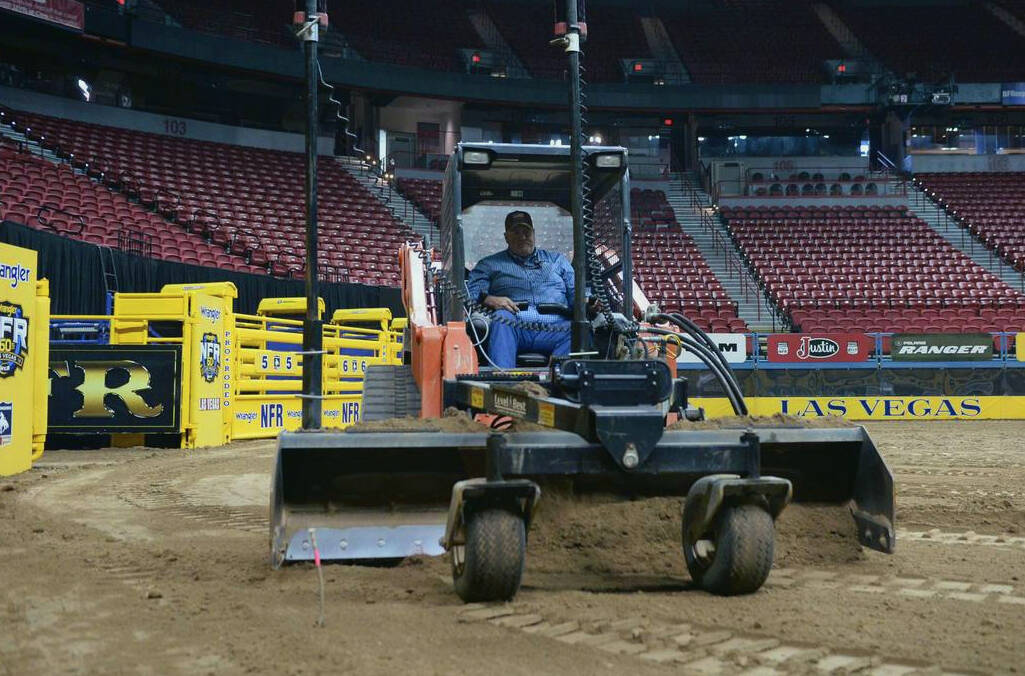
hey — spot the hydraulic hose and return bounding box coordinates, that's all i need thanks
[652,311,746,404]
[664,312,745,396]
[646,327,748,416]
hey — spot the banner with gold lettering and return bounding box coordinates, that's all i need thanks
[48,346,182,432]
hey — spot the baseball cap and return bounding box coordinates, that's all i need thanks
[504,210,533,230]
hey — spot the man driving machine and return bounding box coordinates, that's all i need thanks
[465,210,574,368]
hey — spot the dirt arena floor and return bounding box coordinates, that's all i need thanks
[2,421,1025,674]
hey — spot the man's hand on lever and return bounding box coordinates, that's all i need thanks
[484,295,521,313]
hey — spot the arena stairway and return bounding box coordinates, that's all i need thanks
[665,174,776,329]
[336,157,436,249]
[908,182,1025,294]
[0,120,63,165]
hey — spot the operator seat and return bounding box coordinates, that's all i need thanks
[466,312,552,369]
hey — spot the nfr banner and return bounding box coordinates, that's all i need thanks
[1002,83,1025,106]
[0,241,41,476]
[48,345,182,433]
[677,333,747,364]
[891,334,993,362]
[0,0,83,31]
[767,333,872,363]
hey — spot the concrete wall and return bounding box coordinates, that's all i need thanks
[0,86,335,154]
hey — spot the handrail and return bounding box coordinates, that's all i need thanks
[156,187,182,213]
[189,207,224,234]
[875,150,898,172]
[117,227,155,258]
[697,208,764,321]
[36,203,86,235]
[911,178,1025,292]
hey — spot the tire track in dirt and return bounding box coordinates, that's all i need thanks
[892,467,1004,478]
[116,477,267,534]
[766,568,1025,607]
[897,528,1025,550]
[454,603,966,674]
[894,485,1022,500]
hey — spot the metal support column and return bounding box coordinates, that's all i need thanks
[301,0,323,430]
[566,0,588,353]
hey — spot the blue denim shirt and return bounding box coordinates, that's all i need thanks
[466,248,574,308]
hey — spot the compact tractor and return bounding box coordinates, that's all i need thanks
[271,1,893,602]
[270,141,894,601]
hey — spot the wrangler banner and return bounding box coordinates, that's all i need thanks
[766,333,872,363]
[692,396,1025,421]
[48,346,182,433]
[892,334,993,362]
[0,0,83,30]
[0,242,44,476]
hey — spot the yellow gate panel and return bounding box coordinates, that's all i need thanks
[0,242,47,476]
[184,293,232,448]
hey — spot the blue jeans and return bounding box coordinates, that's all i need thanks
[487,308,571,368]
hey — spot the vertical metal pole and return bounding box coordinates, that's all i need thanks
[620,170,633,314]
[301,0,323,430]
[566,0,587,353]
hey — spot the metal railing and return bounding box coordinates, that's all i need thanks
[35,203,86,236]
[117,228,155,258]
[910,179,1025,293]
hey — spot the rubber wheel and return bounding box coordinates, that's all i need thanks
[452,508,526,603]
[682,500,774,596]
[362,365,421,419]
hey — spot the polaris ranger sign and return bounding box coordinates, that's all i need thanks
[767,334,872,363]
[892,334,993,362]
[677,333,747,364]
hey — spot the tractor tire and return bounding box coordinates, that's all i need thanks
[452,508,526,603]
[361,365,421,420]
[682,500,774,596]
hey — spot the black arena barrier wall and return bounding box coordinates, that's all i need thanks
[1,221,404,317]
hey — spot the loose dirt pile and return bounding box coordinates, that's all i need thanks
[345,407,484,433]
[526,490,862,576]
[508,381,551,398]
[669,413,854,430]
[346,406,551,433]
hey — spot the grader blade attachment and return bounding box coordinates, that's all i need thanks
[743,425,894,553]
[270,430,488,566]
[269,423,894,566]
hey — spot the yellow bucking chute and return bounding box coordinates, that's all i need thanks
[0,242,49,476]
[105,286,401,447]
[258,296,325,318]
